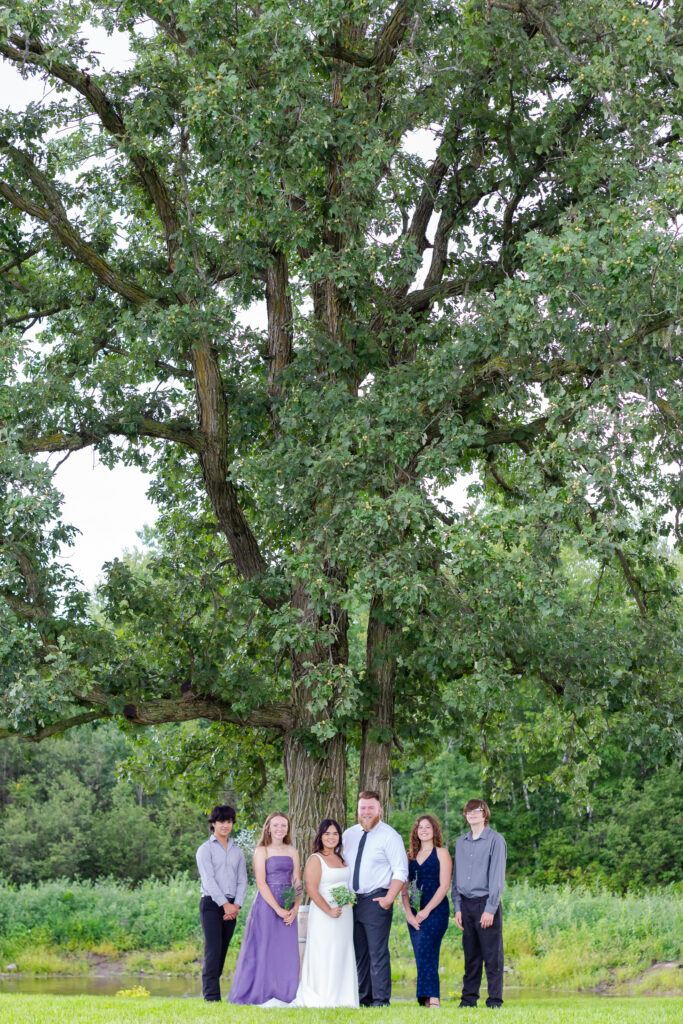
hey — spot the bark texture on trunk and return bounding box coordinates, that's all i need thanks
[283,731,347,860]
[265,250,293,399]
[359,595,395,810]
[284,577,350,857]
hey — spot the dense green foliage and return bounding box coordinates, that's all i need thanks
[494,764,683,890]
[391,737,683,891]
[0,725,206,883]
[1,718,681,890]
[0,875,201,954]
[1,0,682,839]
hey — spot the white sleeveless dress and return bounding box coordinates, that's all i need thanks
[296,854,360,1007]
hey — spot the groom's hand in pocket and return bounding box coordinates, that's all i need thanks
[373,895,393,911]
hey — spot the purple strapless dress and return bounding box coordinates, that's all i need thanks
[227,855,299,1005]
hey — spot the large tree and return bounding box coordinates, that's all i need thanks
[1,0,681,845]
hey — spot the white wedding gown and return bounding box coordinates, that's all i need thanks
[296,854,360,1007]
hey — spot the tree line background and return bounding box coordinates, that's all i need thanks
[2,714,680,893]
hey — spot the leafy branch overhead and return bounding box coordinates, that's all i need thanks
[1,1,681,836]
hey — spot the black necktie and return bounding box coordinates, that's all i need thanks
[352,829,368,892]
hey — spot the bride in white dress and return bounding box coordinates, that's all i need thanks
[296,818,359,1008]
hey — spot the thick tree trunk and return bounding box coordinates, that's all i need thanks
[283,731,347,859]
[284,579,350,857]
[359,595,395,810]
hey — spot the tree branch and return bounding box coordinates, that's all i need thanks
[99,692,295,731]
[489,1,616,117]
[485,452,526,498]
[2,591,50,622]
[190,340,270,582]
[1,303,71,329]
[319,2,414,71]
[0,692,295,742]
[265,249,293,400]
[373,1,415,73]
[0,148,156,306]
[0,34,181,262]
[0,244,40,274]
[403,155,448,257]
[18,415,207,454]
[0,711,111,743]
[145,12,191,49]
[319,41,374,67]
[402,261,503,312]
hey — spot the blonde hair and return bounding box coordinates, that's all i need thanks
[257,811,293,847]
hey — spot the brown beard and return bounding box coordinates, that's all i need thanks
[358,812,381,831]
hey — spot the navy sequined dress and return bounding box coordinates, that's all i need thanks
[407,847,449,1001]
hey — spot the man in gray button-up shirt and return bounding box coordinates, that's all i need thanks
[451,799,506,1008]
[196,805,248,1001]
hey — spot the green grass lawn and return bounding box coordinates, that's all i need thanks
[1,994,682,1024]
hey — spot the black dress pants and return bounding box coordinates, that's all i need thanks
[199,896,237,1001]
[460,896,504,1007]
[353,888,394,1006]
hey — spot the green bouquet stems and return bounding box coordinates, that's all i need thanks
[330,885,357,907]
[281,883,303,910]
[408,880,422,911]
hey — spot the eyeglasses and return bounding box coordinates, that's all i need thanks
[465,808,484,815]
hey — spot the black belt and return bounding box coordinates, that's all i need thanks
[356,887,388,900]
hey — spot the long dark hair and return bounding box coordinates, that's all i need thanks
[311,818,344,860]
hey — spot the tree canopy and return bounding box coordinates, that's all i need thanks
[1,0,681,843]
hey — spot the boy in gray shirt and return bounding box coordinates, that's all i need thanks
[196,804,248,1001]
[451,799,506,1008]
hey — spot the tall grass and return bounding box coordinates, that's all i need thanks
[0,875,201,954]
[502,883,682,988]
[390,883,683,991]
[0,877,680,991]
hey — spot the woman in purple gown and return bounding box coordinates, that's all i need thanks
[227,811,302,1005]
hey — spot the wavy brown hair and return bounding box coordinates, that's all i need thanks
[408,814,444,861]
[257,811,293,847]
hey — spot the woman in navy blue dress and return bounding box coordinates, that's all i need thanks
[401,814,452,1007]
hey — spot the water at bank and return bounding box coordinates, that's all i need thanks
[0,973,593,1001]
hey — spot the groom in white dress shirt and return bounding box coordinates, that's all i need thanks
[342,790,408,1006]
